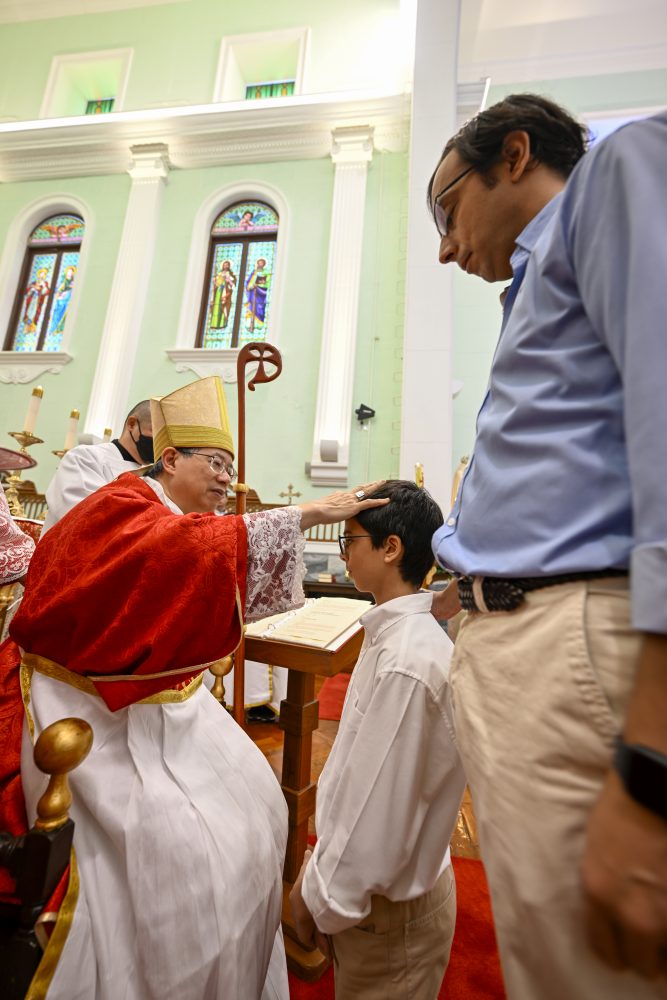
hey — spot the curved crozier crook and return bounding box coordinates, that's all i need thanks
[240,342,283,392]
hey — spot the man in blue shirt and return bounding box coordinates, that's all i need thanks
[429,96,667,998]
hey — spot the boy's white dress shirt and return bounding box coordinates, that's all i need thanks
[301,590,466,934]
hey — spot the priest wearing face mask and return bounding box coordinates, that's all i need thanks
[40,399,154,534]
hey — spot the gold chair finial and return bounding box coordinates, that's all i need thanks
[209,655,234,707]
[33,718,93,831]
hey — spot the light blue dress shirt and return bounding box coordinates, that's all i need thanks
[433,111,667,633]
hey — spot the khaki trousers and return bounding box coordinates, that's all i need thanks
[451,578,667,1000]
[332,864,455,999]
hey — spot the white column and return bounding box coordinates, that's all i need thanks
[85,143,170,436]
[309,126,373,487]
[400,0,461,512]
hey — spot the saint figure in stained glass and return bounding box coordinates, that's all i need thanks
[245,258,270,333]
[210,260,237,330]
[49,265,77,334]
[22,268,51,332]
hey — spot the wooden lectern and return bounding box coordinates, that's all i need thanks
[245,618,365,981]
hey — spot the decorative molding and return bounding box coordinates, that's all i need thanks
[310,126,374,487]
[308,462,349,488]
[0,0,184,22]
[0,90,426,182]
[166,348,247,384]
[0,351,73,384]
[460,42,667,86]
[84,144,170,435]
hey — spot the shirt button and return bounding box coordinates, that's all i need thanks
[446,517,456,527]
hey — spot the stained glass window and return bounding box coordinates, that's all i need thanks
[245,80,295,100]
[198,201,278,350]
[85,98,115,115]
[4,214,84,352]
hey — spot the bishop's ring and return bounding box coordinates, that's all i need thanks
[355,490,366,499]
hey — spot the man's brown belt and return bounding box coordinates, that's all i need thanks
[457,569,629,613]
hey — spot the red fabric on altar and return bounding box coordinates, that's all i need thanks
[11,474,248,711]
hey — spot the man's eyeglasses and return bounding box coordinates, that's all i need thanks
[191,451,237,480]
[433,165,474,238]
[338,534,372,556]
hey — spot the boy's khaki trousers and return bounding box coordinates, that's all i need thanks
[332,864,455,999]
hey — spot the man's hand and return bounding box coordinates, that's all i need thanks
[289,850,317,949]
[583,769,667,978]
[431,580,461,622]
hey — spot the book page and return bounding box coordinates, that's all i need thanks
[245,597,371,648]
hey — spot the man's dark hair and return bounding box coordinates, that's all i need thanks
[427,93,589,209]
[125,399,151,426]
[355,480,443,588]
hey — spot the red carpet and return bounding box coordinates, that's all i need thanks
[288,855,505,999]
[317,672,350,721]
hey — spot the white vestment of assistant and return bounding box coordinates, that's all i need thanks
[21,489,305,1000]
[41,441,139,534]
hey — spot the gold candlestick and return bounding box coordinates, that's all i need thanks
[5,430,43,517]
[52,449,68,460]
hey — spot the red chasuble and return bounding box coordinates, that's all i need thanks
[0,474,247,894]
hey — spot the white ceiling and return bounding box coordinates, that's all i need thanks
[458,0,667,81]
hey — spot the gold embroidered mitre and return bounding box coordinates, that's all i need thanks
[151,376,234,462]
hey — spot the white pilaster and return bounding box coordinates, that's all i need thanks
[85,143,170,435]
[310,126,373,486]
[400,0,461,512]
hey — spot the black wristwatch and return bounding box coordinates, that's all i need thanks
[613,739,667,822]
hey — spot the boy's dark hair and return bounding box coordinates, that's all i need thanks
[355,480,443,588]
[427,93,589,208]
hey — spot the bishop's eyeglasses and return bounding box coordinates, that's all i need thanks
[191,450,237,480]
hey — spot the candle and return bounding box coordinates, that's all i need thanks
[23,385,44,434]
[103,427,113,443]
[415,462,424,489]
[63,409,80,451]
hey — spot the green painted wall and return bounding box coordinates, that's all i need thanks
[0,174,129,491]
[0,0,404,123]
[450,68,667,472]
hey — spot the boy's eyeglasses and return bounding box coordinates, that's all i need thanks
[191,451,237,480]
[338,533,372,556]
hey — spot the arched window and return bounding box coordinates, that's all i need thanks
[197,201,278,349]
[4,214,84,352]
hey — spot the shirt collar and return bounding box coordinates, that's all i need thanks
[510,192,562,271]
[360,591,434,642]
[143,475,183,515]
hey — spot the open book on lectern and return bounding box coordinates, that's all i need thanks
[245,597,372,650]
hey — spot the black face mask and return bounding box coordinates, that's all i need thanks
[132,421,154,464]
